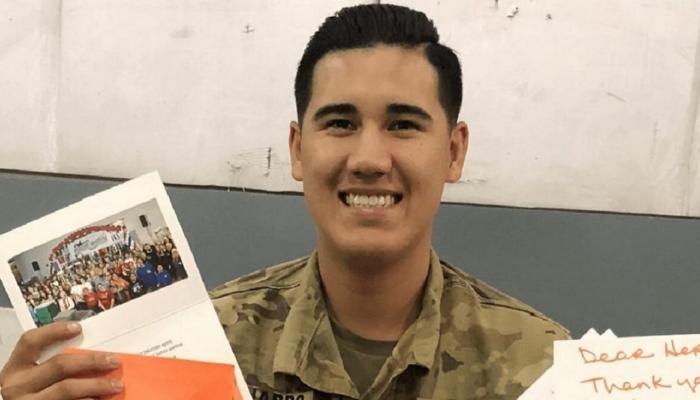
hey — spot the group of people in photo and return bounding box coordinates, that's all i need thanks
[19,233,187,326]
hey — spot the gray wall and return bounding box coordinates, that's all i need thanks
[1,171,699,338]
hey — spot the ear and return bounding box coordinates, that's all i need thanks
[289,121,304,181]
[446,121,469,183]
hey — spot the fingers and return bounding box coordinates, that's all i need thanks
[35,377,123,400]
[0,351,123,400]
[0,324,125,400]
[6,323,82,369]
[16,352,121,394]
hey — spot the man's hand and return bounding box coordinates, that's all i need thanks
[0,323,123,399]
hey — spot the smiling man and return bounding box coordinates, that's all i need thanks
[209,4,569,400]
[0,4,567,400]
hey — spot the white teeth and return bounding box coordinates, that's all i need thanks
[344,193,397,208]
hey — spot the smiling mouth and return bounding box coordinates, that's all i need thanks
[339,192,403,208]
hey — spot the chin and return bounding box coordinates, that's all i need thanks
[331,236,410,264]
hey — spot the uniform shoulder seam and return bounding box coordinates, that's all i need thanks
[440,258,570,335]
[209,255,309,299]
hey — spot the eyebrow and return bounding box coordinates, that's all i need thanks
[387,103,433,121]
[313,103,358,121]
[311,102,433,122]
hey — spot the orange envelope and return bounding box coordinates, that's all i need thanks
[64,348,242,400]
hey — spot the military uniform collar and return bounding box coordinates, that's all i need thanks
[272,250,444,397]
[273,252,357,397]
[397,249,443,370]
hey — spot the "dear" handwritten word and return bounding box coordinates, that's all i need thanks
[578,347,655,364]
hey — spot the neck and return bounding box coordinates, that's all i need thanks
[317,241,432,341]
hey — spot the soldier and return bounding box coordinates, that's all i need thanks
[0,4,567,400]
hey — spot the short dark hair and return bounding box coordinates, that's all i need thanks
[294,4,462,126]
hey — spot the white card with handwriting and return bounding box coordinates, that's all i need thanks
[553,333,700,399]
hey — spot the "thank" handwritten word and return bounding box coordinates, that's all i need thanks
[581,375,671,394]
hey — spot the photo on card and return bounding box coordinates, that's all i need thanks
[7,199,189,327]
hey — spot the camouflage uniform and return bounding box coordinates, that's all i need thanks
[210,251,569,400]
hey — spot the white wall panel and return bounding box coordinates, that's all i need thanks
[1,1,699,216]
[396,0,700,215]
[0,1,59,172]
[687,87,700,215]
[55,0,361,192]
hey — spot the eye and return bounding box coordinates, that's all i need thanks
[388,120,420,131]
[325,119,355,130]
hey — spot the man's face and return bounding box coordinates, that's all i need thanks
[289,45,468,260]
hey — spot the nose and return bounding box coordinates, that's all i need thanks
[347,126,392,180]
